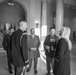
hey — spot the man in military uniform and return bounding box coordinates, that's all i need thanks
[11,20,28,75]
[44,27,59,75]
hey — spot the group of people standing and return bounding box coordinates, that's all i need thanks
[44,26,72,75]
[2,19,72,75]
[2,20,40,75]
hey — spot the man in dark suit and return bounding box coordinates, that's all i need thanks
[3,28,14,74]
[11,20,28,75]
[44,27,59,75]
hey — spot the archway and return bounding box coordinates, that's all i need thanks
[0,0,27,48]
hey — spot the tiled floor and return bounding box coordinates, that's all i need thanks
[0,46,76,75]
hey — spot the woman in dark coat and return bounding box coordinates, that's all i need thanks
[54,27,72,75]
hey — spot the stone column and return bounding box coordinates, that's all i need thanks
[41,0,47,50]
[56,0,64,35]
[41,0,47,26]
[40,0,48,63]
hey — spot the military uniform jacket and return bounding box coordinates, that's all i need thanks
[11,29,28,67]
[44,34,58,57]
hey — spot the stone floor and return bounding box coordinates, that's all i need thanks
[0,51,47,75]
[0,46,76,75]
[70,46,76,75]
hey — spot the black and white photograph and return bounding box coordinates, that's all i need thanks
[0,0,76,75]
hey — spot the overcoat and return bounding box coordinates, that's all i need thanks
[28,35,40,59]
[54,38,70,75]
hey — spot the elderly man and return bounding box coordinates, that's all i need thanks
[11,20,28,75]
[26,28,40,74]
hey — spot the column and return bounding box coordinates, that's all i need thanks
[41,0,47,26]
[41,0,47,50]
[41,0,48,38]
[40,0,48,64]
[56,0,64,36]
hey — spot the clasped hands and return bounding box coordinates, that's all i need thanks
[45,45,50,52]
[31,47,37,51]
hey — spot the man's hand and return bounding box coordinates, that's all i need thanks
[31,48,34,50]
[33,47,37,51]
[45,45,50,50]
[45,45,50,52]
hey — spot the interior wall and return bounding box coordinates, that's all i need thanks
[64,7,76,45]
[29,0,41,34]
[15,0,30,34]
[0,5,24,29]
[47,3,56,35]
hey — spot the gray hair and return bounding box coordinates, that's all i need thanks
[60,27,72,50]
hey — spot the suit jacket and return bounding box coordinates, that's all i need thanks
[28,35,40,59]
[11,29,28,67]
